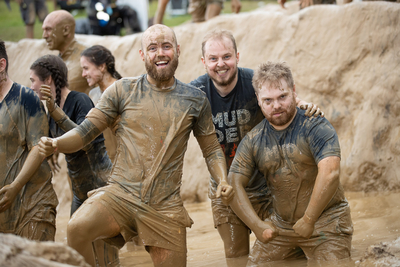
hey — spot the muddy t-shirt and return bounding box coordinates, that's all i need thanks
[0,83,57,233]
[49,91,109,201]
[190,68,267,199]
[93,75,215,210]
[230,108,347,228]
[190,68,264,168]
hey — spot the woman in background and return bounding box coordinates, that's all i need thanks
[30,54,119,267]
[81,45,122,162]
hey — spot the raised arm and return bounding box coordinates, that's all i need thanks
[293,156,340,238]
[42,82,78,132]
[196,134,233,202]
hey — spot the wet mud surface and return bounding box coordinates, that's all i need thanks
[55,189,400,266]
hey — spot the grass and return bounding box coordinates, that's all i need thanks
[0,0,276,42]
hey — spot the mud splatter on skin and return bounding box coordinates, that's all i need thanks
[229,107,352,262]
[0,83,57,241]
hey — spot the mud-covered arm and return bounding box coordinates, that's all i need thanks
[49,104,78,131]
[196,134,233,202]
[293,156,340,238]
[229,172,278,243]
[0,146,43,212]
[40,85,79,132]
[38,109,109,156]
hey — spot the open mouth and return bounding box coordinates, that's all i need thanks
[155,61,169,68]
[215,69,228,76]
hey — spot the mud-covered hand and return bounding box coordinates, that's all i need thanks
[255,220,279,243]
[231,0,241,13]
[47,150,61,173]
[299,102,325,118]
[38,137,58,158]
[40,85,56,112]
[0,182,22,212]
[293,215,315,239]
[278,0,286,8]
[216,180,234,205]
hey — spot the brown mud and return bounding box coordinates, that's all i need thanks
[53,156,400,266]
[3,2,400,266]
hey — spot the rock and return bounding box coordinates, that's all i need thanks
[4,2,400,202]
[0,233,90,267]
[357,237,400,267]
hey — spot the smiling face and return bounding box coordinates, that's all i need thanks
[139,25,179,84]
[42,14,65,51]
[80,56,104,87]
[257,78,297,130]
[29,69,45,99]
[201,36,239,90]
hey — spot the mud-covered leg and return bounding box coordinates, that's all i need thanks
[217,223,250,258]
[92,239,120,267]
[302,234,352,261]
[67,196,120,267]
[147,246,187,267]
[19,221,56,242]
[247,238,303,266]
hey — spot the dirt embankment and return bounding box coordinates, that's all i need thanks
[5,2,400,202]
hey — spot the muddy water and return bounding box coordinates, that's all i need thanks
[54,186,400,267]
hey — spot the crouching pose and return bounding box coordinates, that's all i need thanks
[228,61,353,265]
[38,24,232,267]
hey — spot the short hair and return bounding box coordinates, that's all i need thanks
[0,39,9,73]
[201,30,237,57]
[30,55,69,106]
[252,61,294,93]
[81,45,122,80]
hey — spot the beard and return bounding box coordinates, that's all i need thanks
[145,55,179,82]
[209,67,238,87]
[266,95,297,127]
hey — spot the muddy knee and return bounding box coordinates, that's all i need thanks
[147,246,186,267]
[67,216,93,245]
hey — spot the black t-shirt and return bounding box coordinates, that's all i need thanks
[49,91,109,201]
[190,67,264,169]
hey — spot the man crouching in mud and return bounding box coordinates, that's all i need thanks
[228,61,353,265]
[38,24,233,267]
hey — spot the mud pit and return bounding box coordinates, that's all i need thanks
[54,176,400,266]
[4,1,400,266]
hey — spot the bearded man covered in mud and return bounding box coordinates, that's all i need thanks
[228,61,353,265]
[42,10,90,94]
[38,24,233,267]
[189,30,324,262]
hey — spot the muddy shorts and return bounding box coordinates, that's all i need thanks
[19,0,48,25]
[188,0,224,22]
[210,176,272,228]
[248,204,353,265]
[88,184,188,253]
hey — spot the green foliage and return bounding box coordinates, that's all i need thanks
[0,0,276,42]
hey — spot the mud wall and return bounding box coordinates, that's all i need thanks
[5,2,400,202]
